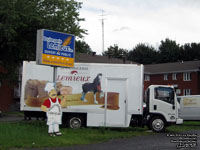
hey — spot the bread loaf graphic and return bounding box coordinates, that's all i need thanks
[25,97,45,107]
[24,79,40,99]
[24,79,72,107]
[60,86,72,95]
[37,80,48,98]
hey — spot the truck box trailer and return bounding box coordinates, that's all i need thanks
[21,61,183,132]
[178,95,200,121]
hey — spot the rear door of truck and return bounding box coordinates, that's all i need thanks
[104,77,128,127]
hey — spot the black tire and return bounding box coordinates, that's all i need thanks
[67,116,83,129]
[149,116,166,133]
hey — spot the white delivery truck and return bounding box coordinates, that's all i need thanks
[20,61,183,132]
[178,95,200,121]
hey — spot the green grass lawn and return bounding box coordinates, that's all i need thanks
[0,120,151,150]
[0,120,200,150]
[167,121,200,132]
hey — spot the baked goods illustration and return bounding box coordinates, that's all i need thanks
[24,79,120,110]
[25,80,71,107]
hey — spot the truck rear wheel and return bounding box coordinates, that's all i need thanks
[67,116,83,129]
[149,116,166,133]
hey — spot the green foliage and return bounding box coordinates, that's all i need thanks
[128,43,157,64]
[76,40,92,54]
[157,39,200,63]
[102,44,128,59]
[104,38,200,64]
[180,43,200,61]
[157,38,181,63]
[0,0,86,82]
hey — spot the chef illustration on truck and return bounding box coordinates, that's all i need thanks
[41,82,66,136]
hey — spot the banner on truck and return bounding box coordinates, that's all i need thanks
[23,63,120,111]
[36,29,75,67]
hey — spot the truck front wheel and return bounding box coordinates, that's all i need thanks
[67,116,83,129]
[149,116,166,133]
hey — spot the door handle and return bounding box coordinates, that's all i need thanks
[154,105,157,110]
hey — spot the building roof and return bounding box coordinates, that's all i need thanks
[144,60,200,74]
[75,53,136,64]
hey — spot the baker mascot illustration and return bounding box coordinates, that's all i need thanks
[41,82,66,136]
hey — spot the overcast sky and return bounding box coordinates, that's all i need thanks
[78,0,200,54]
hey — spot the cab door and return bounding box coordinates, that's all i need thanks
[150,86,177,122]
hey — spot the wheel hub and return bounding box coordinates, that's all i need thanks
[152,119,164,131]
[70,117,81,129]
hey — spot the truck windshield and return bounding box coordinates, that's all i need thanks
[154,87,174,105]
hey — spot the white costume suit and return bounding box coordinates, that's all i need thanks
[44,82,62,134]
[47,98,62,133]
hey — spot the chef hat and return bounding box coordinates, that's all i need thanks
[44,82,55,93]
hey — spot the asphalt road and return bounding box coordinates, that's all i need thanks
[26,130,200,150]
[0,114,24,122]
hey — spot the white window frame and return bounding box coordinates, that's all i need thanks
[172,73,177,80]
[183,72,191,81]
[183,89,191,95]
[144,75,150,81]
[164,74,168,80]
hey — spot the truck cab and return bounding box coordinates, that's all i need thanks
[144,85,183,132]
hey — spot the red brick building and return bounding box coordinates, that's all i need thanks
[144,60,200,96]
[0,66,15,111]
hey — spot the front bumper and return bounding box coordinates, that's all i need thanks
[176,118,183,124]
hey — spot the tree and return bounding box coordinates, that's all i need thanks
[0,0,86,82]
[75,40,92,54]
[102,44,128,59]
[180,43,200,61]
[128,43,158,64]
[157,38,181,63]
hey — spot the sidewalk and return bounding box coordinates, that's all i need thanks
[0,113,24,122]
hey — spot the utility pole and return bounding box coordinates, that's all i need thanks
[100,10,106,53]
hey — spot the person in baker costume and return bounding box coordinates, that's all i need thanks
[41,82,66,136]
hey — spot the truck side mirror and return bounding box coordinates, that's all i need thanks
[172,105,175,110]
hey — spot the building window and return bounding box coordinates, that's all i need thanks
[176,89,181,95]
[183,72,191,81]
[164,74,168,80]
[183,89,191,95]
[144,75,150,81]
[172,73,177,80]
